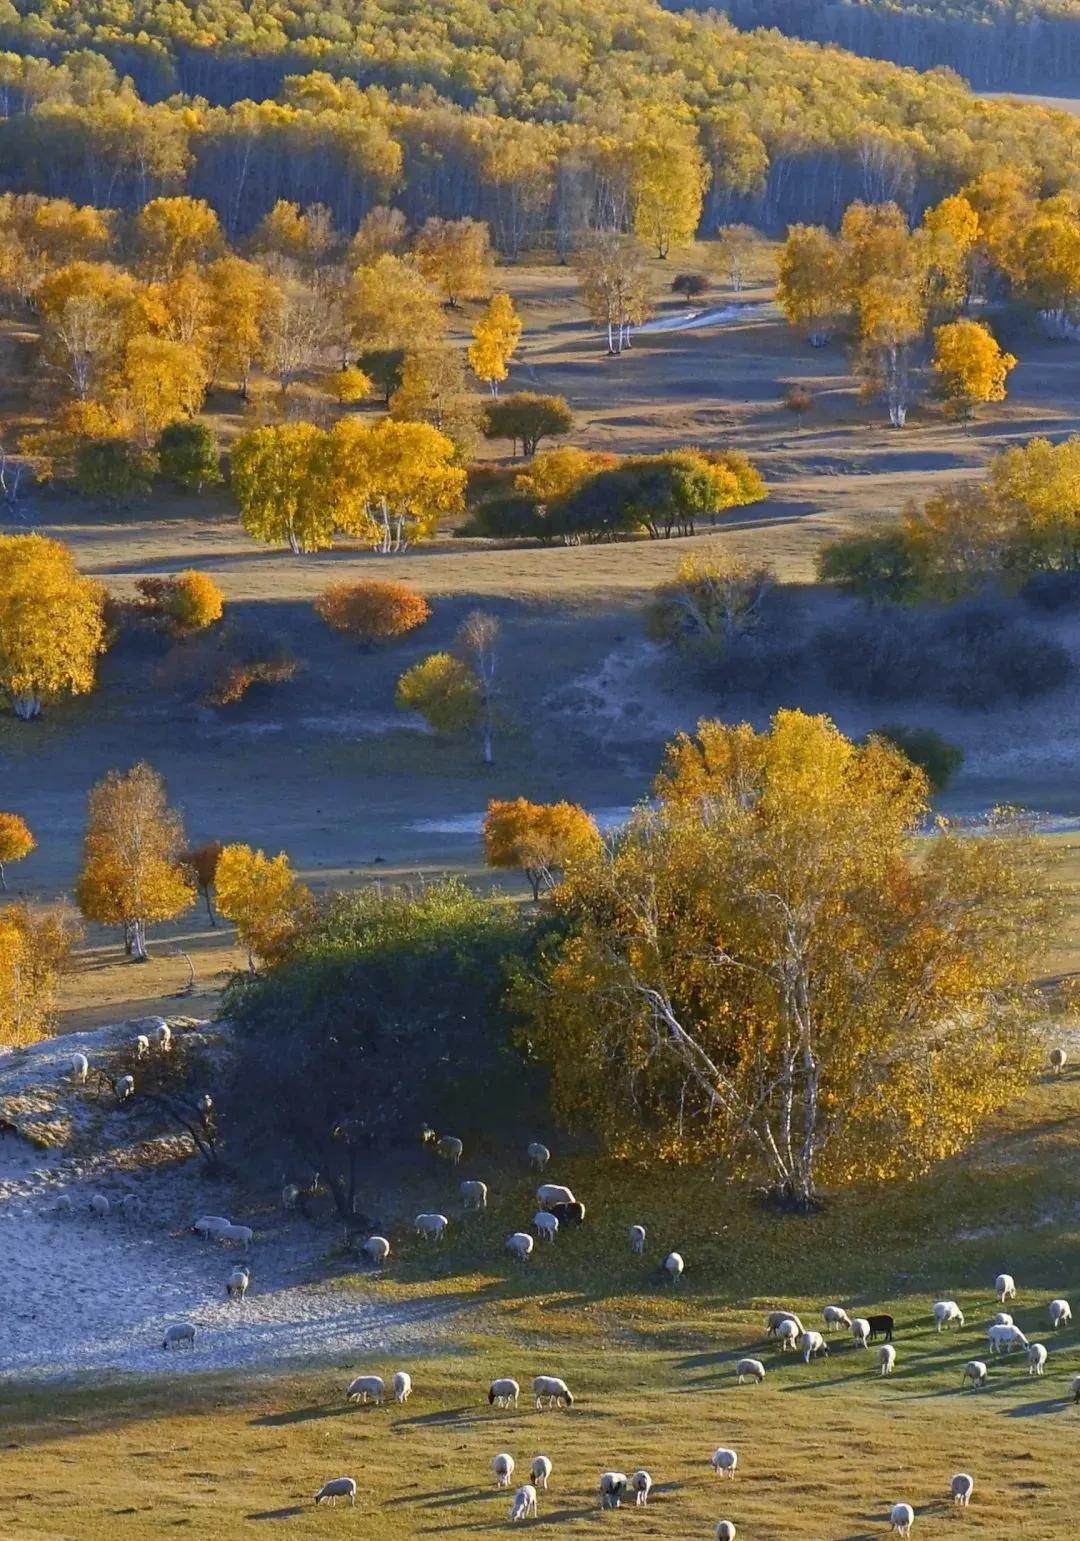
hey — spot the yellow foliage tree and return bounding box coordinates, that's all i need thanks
[230,422,334,554]
[516,710,1059,1200]
[513,446,619,507]
[76,762,196,960]
[35,261,139,400]
[215,843,313,968]
[932,319,1017,417]
[0,534,106,719]
[0,900,83,1045]
[467,292,522,396]
[1015,211,1080,335]
[414,216,492,307]
[204,255,283,395]
[776,225,843,345]
[330,366,373,403]
[326,416,466,552]
[347,254,446,352]
[135,196,224,279]
[110,334,207,443]
[0,811,34,889]
[396,652,480,736]
[629,117,710,259]
[482,798,601,899]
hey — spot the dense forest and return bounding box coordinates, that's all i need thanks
[0,1,1080,238]
[673,0,1080,91]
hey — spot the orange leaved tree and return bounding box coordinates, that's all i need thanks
[215,843,313,969]
[0,534,106,719]
[483,798,601,899]
[315,579,431,647]
[0,811,34,889]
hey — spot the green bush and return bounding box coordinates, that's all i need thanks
[871,724,965,792]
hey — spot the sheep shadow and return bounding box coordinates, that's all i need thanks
[245,1506,306,1520]
[250,1403,355,1427]
[394,1405,485,1428]
[1003,1395,1070,1417]
[383,1486,476,1507]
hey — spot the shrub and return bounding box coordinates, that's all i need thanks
[871,725,965,792]
[329,366,373,404]
[135,571,224,636]
[672,272,709,299]
[356,348,404,405]
[157,421,222,492]
[782,383,815,415]
[814,608,934,702]
[458,495,544,539]
[647,549,774,655]
[1021,569,1080,612]
[159,624,300,707]
[484,392,574,456]
[816,530,923,603]
[74,439,154,504]
[315,579,431,645]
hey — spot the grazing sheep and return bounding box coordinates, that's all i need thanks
[599,1472,627,1510]
[314,1477,356,1508]
[530,1455,552,1490]
[995,1273,1016,1303]
[197,1093,213,1116]
[774,1317,801,1351]
[766,1309,805,1337]
[823,1305,851,1333]
[933,1300,964,1331]
[218,1222,253,1250]
[1027,1341,1048,1375]
[879,1344,897,1375]
[663,1251,684,1283]
[951,1473,975,1507]
[801,1329,828,1364]
[281,1183,301,1209]
[716,1522,737,1541]
[226,1266,250,1301]
[1050,1047,1068,1074]
[53,1194,73,1215]
[346,1375,385,1405]
[992,1312,1014,1328]
[150,1019,171,1049]
[736,1357,766,1384]
[116,1075,134,1102]
[890,1501,914,1536]
[460,1180,488,1211]
[631,1470,652,1506]
[70,1053,89,1083]
[961,1359,988,1389]
[135,1035,150,1057]
[415,1212,449,1241]
[509,1483,537,1521]
[533,1375,573,1410]
[536,1183,575,1208]
[851,1317,871,1348]
[192,1215,231,1239]
[392,1370,412,1404]
[493,1454,515,1488]
[988,1323,1029,1355]
[533,1211,559,1242]
[527,1142,550,1170]
[363,1235,390,1265]
[162,1322,196,1351]
[629,1223,646,1254]
[711,1448,738,1479]
[867,1314,894,1343]
[489,1379,521,1408]
[546,1201,585,1227]
[120,1193,140,1221]
[89,1194,110,1219]
[507,1231,534,1261]
[437,1135,463,1164]
[1050,1298,1072,1329]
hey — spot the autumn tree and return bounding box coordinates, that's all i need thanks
[230,422,333,554]
[776,225,843,346]
[388,345,485,457]
[0,534,106,719]
[135,571,224,635]
[513,446,619,509]
[111,335,207,444]
[204,255,282,396]
[414,216,492,307]
[1015,206,1080,335]
[348,205,408,267]
[484,392,573,457]
[467,292,522,396]
[157,421,222,492]
[76,763,196,960]
[347,254,446,353]
[841,201,929,427]
[517,711,1059,1203]
[397,608,501,762]
[215,843,312,968]
[0,900,82,1045]
[330,366,372,404]
[713,224,763,292]
[180,840,223,926]
[324,416,466,552]
[932,319,1017,417]
[629,116,710,259]
[0,811,34,889]
[574,230,654,353]
[647,548,775,656]
[921,193,980,316]
[483,798,601,899]
[315,579,431,646]
[260,276,328,392]
[35,261,138,400]
[74,438,154,504]
[135,197,223,279]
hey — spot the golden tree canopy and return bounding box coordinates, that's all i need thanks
[0,900,82,1045]
[932,319,1016,415]
[0,534,106,719]
[483,797,601,899]
[0,810,34,887]
[230,422,334,554]
[215,843,312,966]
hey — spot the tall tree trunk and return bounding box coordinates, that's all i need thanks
[130,919,148,963]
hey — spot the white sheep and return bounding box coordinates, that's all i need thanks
[527,1142,550,1170]
[711,1447,738,1478]
[774,1317,801,1351]
[162,1322,196,1351]
[282,1183,301,1209]
[415,1212,448,1241]
[135,1035,150,1057]
[736,1357,765,1384]
[851,1317,871,1348]
[988,1323,1029,1355]
[530,1455,552,1490]
[493,1453,515,1488]
[992,1312,1014,1328]
[346,1374,385,1405]
[489,1379,520,1408]
[1050,1298,1072,1329]
[765,1309,805,1336]
[197,1093,213,1115]
[392,1371,412,1404]
[120,1193,141,1221]
[151,1019,171,1050]
[631,1470,652,1506]
[436,1135,463,1164]
[509,1483,537,1521]
[663,1251,684,1283]
[533,1375,573,1409]
[961,1359,988,1389]
[951,1473,974,1507]
[800,1329,828,1364]
[507,1231,534,1261]
[599,1472,627,1509]
[890,1501,914,1535]
[460,1179,488,1210]
[363,1235,390,1264]
[70,1053,88,1083]
[536,1183,575,1207]
[933,1300,964,1331]
[716,1522,737,1541]
[533,1211,559,1242]
[1027,1341,1048,1375]
[822,1305,851,1333]
[192,1215,232,1239]
[226,1266,250,1301]
[995,1272,1016,1303]
[629,1223,646,1254]
[116,1075,135,1102]
[879,1343,896,1375]
[1050,1046,1068,1074]
[53,1194,73,1215]
[89,1194,110,1219]
[218,1222,253,1250]
[314,1477,356,1507]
